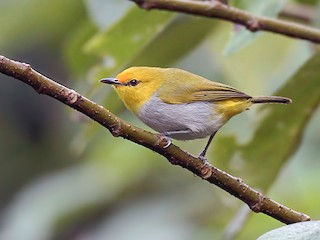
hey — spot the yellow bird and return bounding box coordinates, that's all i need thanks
[101,67,291,159]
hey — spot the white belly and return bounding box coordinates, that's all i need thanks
[137,95,225,140]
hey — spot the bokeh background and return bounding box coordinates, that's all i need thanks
[0,0,319,239]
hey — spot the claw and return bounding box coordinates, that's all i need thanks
[198,155,209,164]
[163,138,172,148]
[200,160,213,179]
[156,133,172,149]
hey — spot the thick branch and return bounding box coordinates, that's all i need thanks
[0,55,310,224]
[131,0,320,44]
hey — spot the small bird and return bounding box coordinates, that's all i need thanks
[101,67,291,159]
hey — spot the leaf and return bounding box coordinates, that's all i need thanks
[0,0,85,53]
[84,7,174,78]
[84,0,132,30]
[63,20,99,77]
[128,15,216,67]
[224,0,287,55]
[213,52,320,190]
[257,221,320,240]
[296,0,319,4]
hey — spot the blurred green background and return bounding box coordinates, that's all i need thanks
[0,0,319,239]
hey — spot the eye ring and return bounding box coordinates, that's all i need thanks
[128,79,139,87]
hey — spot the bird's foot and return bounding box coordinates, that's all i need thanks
[199,158,213,180]
[156,133,172,149]
[198,151,213,179]
[198,154,209,165]
[198,147,210,163]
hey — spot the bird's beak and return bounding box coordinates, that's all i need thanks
[100,78,123,86]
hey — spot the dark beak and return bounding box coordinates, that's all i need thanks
[100,78,123,86]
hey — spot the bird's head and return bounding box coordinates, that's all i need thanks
[101,67,165,114]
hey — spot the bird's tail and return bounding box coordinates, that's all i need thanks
[251,96,292,104]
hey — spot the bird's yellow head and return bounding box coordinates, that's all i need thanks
[101,67,165,114]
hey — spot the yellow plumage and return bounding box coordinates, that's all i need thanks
[114,67,165,114]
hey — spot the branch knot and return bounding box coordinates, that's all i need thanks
[66,90,80,104]
[246,18,261,32]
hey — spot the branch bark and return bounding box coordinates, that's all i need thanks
[0,55,311,224]
[131,0,320,44]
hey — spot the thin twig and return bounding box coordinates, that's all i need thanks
[0,55,311,224]
[130,0,320,43]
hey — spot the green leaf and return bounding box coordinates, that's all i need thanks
[257,221,320,240]
[0,0,86,53]
[128,16,216,67]
[224,0,287,55]
[63,20,99,77]
[213,52,320,189]
[84,0,132,29]
[296,0,319,4]
[84,7,174,78]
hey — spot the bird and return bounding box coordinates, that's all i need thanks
[100,67,291,160]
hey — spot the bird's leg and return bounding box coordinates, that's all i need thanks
[198,131,218,161]
[162,129,193,137]
[158,129,193,149]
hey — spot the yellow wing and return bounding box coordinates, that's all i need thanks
[157,69,251,104]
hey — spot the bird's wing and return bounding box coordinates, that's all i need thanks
[158,78,251,104]
[191,82,251,102]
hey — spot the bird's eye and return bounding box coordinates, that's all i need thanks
[128,79,139,87]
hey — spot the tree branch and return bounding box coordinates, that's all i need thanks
[130,0,320,44]
[0,55,310,224]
